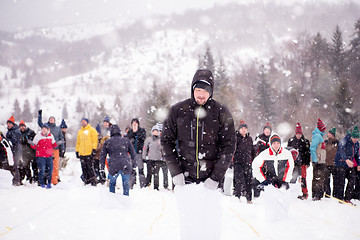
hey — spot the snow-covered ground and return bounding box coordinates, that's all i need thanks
[1,153,360,240]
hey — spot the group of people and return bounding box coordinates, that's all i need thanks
[1,69,359,205]
[0,111,67,188]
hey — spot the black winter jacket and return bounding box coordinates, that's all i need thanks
[20,128,36,165]
[254,133,270,155]
[6,125,22,161]
[100,125,137,175]
[127,127,146,154]
[233,132,256,166]
[161,75,236,183]
[287,135,311,166]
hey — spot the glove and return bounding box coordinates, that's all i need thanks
[76,152,80,158]
[204,178,219,190]
[261,179,271,186]
[38,109,42,115]
[272,178,282,188]
[172,173,185,186]
[91,149,96,157]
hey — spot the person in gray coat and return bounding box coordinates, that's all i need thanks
[100,125,137,195]
[143,124,168,190]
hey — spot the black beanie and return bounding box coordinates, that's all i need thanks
[270,134,281,145]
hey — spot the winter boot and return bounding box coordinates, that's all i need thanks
[46,183,51,189]
[298,193,308,200]
[41,184,45,188]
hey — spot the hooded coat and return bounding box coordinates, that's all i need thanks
[38,112,64,151]
[310,128,325,163]
[287,134,311,166]
[76,123,98,156]
[161,69,236,183]
[100,125,137,176]
[252,133,294,184]
[6,124,22,162]
[334,134,360,168]
[20,127,36,166]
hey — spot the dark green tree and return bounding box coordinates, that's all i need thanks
[347,19,360,84]
[22,99,33,122]
[329,25,345,82]
[62,103,68,119]
[12,99,22,121]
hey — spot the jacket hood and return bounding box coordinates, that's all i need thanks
[191,69,214,101]
[312,127,324,137]
[110,125,121,137]
[269,132,282,153]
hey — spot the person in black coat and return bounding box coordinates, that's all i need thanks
[233,120,256,203]
[161,69,236,190]
[19,120,37,183]
[287,123,311,200]
[100,125,137,195]
[127,118,147,188]
[6,116,22,186]
[254,122,272,155]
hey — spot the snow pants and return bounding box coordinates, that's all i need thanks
[146,160,169,190]
[312,163,326,199]
[324,165,336,197]
[37,157,53,186]
[333,167,356,201]
[129,153,146,188]
[233,163,253,201]
[80,155,97,185]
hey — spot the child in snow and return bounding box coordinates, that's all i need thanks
[31,124,57,188]
[252,133,294,195]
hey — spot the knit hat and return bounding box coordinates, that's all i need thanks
[295,123,302,134]
[81,118,89,124]
[151,125,160,132]
[192,69,214,97]
[7,116,15,125]
[156,122,163,132]
[263,122,272,131]
[103,116,110,123]
[270,133,281,145]
[41,123,50,129]
[351,126,359,139]
[329,127,336,137]
[317,118,326,132]
[239,120,248,129]
[19,120,26,127]
[60,119,67,129]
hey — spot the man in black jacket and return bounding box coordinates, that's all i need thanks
[19,120,37,183]
[161,69,236,190]
[6,116,22,186]
[127,118,147,188]
[287,123,310,200]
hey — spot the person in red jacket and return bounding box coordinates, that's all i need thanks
[31,124,57,188]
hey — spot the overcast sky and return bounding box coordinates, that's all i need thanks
[0,0,241,32]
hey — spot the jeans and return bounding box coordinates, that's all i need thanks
[37,157,53,186]
[108,171,130,196]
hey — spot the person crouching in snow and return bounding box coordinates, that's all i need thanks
[100,125,137,195]
[31,124,57,188]
[252,133,294,195]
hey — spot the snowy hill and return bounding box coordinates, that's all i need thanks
[1,153,360,240]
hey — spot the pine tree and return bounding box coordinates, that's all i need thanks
[334,79,357,132]
[11,66,17,79]
[12,99,22,121]
[329,25,345,82]
[76,98,83,113]
[348,19,360,84]
[254,65,275,122]
[4,74,8,81]
[22,99,33,122]
[33,97,40,118]
[62,103,68,119]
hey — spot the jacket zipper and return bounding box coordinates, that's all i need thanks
[196,107,201,179]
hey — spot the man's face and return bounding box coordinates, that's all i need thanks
[295,133,302,139]
[103,121,109,128]
[7,122,14,130]
[271,141,281,152]
[263,128,271,136]
[41,127,49,135]
[19,125,26,132]
[49,117,55,124]
[327,132,334,139]
[351,137,359,144]
[81,120,88,127]
[132,122,138,131]
[194,88,210,106]
[239,127,248,136]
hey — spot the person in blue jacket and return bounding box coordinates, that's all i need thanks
[100,125,137,196]
[333,126,359,205]
[310,118,327,201]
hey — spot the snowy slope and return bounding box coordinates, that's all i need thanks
[1,153,360,240]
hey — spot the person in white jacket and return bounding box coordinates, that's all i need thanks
[252,133,294,192]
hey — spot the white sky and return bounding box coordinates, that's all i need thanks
[0,0,239,32]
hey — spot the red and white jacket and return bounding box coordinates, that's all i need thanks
[252,138,294,183]
[31,132,57,157]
